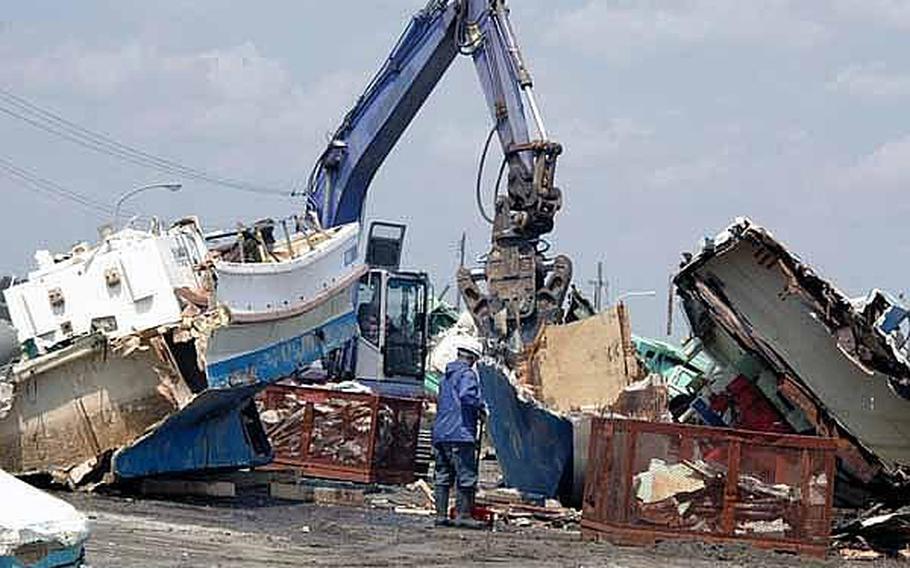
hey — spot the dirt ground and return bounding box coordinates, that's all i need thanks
[56,488,902,568]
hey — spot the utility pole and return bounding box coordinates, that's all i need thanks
[588,261,606,312]
[456,232,466,310]
[666,273,675,337]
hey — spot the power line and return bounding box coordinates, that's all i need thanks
[0,88,291,197]
[0,156,118,218]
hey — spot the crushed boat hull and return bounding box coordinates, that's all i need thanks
[674,218,910,496]
[112,384,270,479]
[0,334,188,483]
[478,363,573,499]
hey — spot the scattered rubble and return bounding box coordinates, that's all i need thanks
[5,210,910,563]
[833,505,910,558]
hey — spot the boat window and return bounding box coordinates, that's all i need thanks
[384,276,427,378]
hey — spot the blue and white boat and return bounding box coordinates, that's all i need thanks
[112,221,366,478]
[0,217,366,482]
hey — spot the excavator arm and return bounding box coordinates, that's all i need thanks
[306,0,572,356]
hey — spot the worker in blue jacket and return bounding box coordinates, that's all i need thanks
[432,336,486,529]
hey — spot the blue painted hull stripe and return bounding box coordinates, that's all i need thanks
[206,310,358,388]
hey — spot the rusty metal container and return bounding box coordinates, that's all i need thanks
[259,384,423,484]
[582,418,837,557]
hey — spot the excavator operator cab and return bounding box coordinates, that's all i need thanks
[354,222,429,396]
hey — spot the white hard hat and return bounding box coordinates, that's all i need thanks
[453,335,483,359]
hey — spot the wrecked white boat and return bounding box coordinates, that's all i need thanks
[0,468,88,567]
[204,221,365,388]
[0,216,364,482]
[674,217,910,502]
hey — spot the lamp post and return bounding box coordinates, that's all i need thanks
[113,183,182,228]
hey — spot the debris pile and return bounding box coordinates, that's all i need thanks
[833,505,910,559]
[566,217,910,557]
[471,217,910,556]
[477,488,581,530]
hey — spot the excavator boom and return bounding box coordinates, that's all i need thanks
[306,0,572,356]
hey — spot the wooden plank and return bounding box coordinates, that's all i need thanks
[269,482,315,502]
[313,486,365,507]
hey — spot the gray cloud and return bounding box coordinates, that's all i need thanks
[547,1,829,64]
[828,63,910,99]
[1,0,908,338]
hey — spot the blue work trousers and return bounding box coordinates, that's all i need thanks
[433,442,478,489]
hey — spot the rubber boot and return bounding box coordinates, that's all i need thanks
[454,487,486,530]
[434,485,451,527]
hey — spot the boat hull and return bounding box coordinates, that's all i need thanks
[0,335,186,480]
[478,363,574,499]
[113,227,367,479]
[205,272,362,389]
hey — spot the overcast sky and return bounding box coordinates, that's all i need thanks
[1,1,909,338]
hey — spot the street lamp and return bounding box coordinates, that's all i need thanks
[615,290,657,303]
[113,183,182,228]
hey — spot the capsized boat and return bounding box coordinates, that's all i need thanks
[0,215,365,483]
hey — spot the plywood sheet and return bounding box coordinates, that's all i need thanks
[527,304,641,412]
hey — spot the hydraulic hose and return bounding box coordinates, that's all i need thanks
[475,123,499,224]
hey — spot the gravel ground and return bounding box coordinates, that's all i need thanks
[55,489,903,568]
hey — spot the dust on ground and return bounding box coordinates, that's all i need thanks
[57,489,904,568]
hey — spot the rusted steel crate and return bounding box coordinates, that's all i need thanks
[259,384,423,484]
[582,418,837,557]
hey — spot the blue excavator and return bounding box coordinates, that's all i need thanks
[304,0,573,360]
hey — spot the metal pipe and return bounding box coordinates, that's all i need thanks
[524,89,548,140]
[280,219,296,259]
